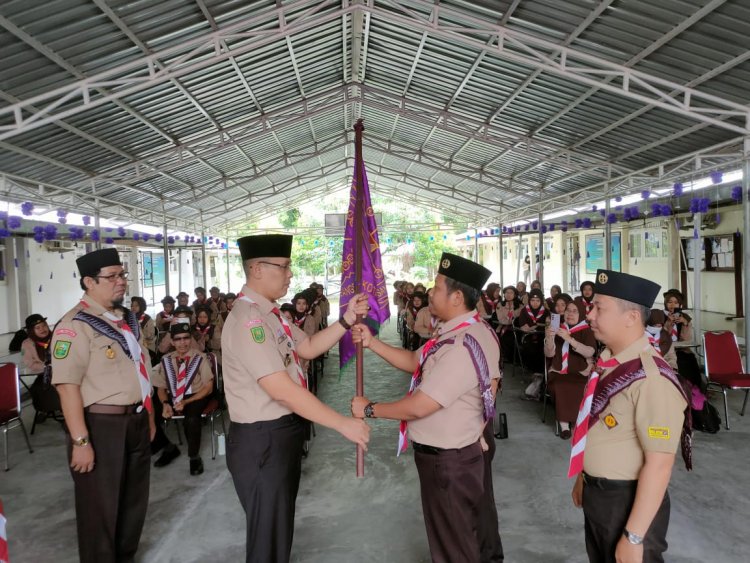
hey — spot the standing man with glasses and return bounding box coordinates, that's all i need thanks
[222,234,371,563]
[52,248,156,563]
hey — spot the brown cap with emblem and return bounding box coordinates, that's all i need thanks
[76,248,122,278]
[170,322,191,337]
[594,269,661,308]
[237,234,293,261]
[437,252,492,291]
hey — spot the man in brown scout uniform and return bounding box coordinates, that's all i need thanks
[152,321,214,475]
[569,269,691,563]
[351,252,503,562]
[222,234,371,563]
[52,248,156,563]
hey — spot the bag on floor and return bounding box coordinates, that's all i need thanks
[692,400,721,433]
[524,374,543,400]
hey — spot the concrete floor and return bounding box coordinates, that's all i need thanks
[2,321,749,563]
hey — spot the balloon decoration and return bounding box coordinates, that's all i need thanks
[710,171,723,184]
[21,202,34,216]
[731,185,742,202]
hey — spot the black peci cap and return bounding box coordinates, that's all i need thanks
[594,269,661,308]
[170,322,191,337]
[437,252,492,291]
[76,248,122,278]
[161,295,175,304]
[237,234,293,261]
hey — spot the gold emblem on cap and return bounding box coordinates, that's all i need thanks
[598,272,608,284]
[441,258,451,269]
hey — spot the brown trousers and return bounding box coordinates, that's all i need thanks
[67,410,151,563]
[415,441,484,563]
[478,423,504,562]
[583,478,670,563]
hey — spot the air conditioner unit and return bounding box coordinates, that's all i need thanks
[44,240,75,252]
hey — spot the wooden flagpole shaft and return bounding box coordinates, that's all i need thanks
[354,118,365,478]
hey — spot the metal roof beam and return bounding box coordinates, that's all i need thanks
[367,0,750,135]
[0,0,353,140]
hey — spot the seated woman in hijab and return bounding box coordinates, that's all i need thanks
[413,288,438,344]
[291,292,318,337]
[544,300,596,438]
[518,288,550,398]
[662,288,703,389]
[477,282,500,329]
[405,291,428,350]
[646,309,678,370]
[131,296,157,365]
[21,314,52,373]
[496,285,523,366]
[546,285,562,310]
[155,295,176,333]
[191,304,222,364]
[574,281,595,316]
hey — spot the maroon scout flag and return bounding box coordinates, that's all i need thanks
[339,120,390,370]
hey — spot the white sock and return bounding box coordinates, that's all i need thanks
[559,421,570,430]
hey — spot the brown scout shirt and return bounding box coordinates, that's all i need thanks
[409,311,501,449]
[584,335,687,480]
[221,285,306,424]
[51,294,148,407]
[152,351,214,396]
[413,307,435,340]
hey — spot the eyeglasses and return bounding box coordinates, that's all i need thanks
[258,261,292,272]
[96,272,129,282]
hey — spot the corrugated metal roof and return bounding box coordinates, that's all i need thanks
[0,0,747,234]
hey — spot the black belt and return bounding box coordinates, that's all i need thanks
[583,472,638,491]
[412,441,476,455]
[85,403,144,415]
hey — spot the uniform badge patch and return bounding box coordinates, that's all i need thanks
[603,414,618,429]
[55,328,77,337]
[251,326,266,343]
[53,340,71,359]
[648,426,670,440]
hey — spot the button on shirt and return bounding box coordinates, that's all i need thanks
[408,311,501,449]
[221,285,306,424]
[51,294,147,407]
[584,335,687,480]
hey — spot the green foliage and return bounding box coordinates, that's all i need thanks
[279,208,300,229]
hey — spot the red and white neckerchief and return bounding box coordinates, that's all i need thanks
[236,293,307,389]
[195,324,211,336]
[580,297,593,315]
[398,313,480,455]
[99,306,153,413]
[174,356,190,404]
[567,356,619,477]
[0,497,8,563]
[525,305,544,324]
[665,310,679,341]
[645,327,662,354]
[429,315,439,330]
[293,314,307,329]
[559,321,589,374]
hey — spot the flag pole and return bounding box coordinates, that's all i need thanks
[354,118,365,478]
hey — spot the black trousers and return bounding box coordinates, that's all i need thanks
[478,423,504,562]
[180,396,210,458]
[150,389,173,455]
[227,414,306,563]
[415,441,484,563]
[67,409,151,563]
[583,477,670,563]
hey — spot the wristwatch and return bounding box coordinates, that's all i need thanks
[623,528,644,545]
[72,435,90,447]
[363,402,377,418]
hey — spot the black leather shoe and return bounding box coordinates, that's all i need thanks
[154,444,180,467]
[190,457,204,476]
[560,429,572,440]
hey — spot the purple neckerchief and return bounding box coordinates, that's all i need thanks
[589,355,692,471]
[72,309,141,360]
[162,354,203,398]
[418,331,496,422]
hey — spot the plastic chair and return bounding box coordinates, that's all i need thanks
[702,331,750,430]
[0,363,34,470]
[165,353,226,459]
